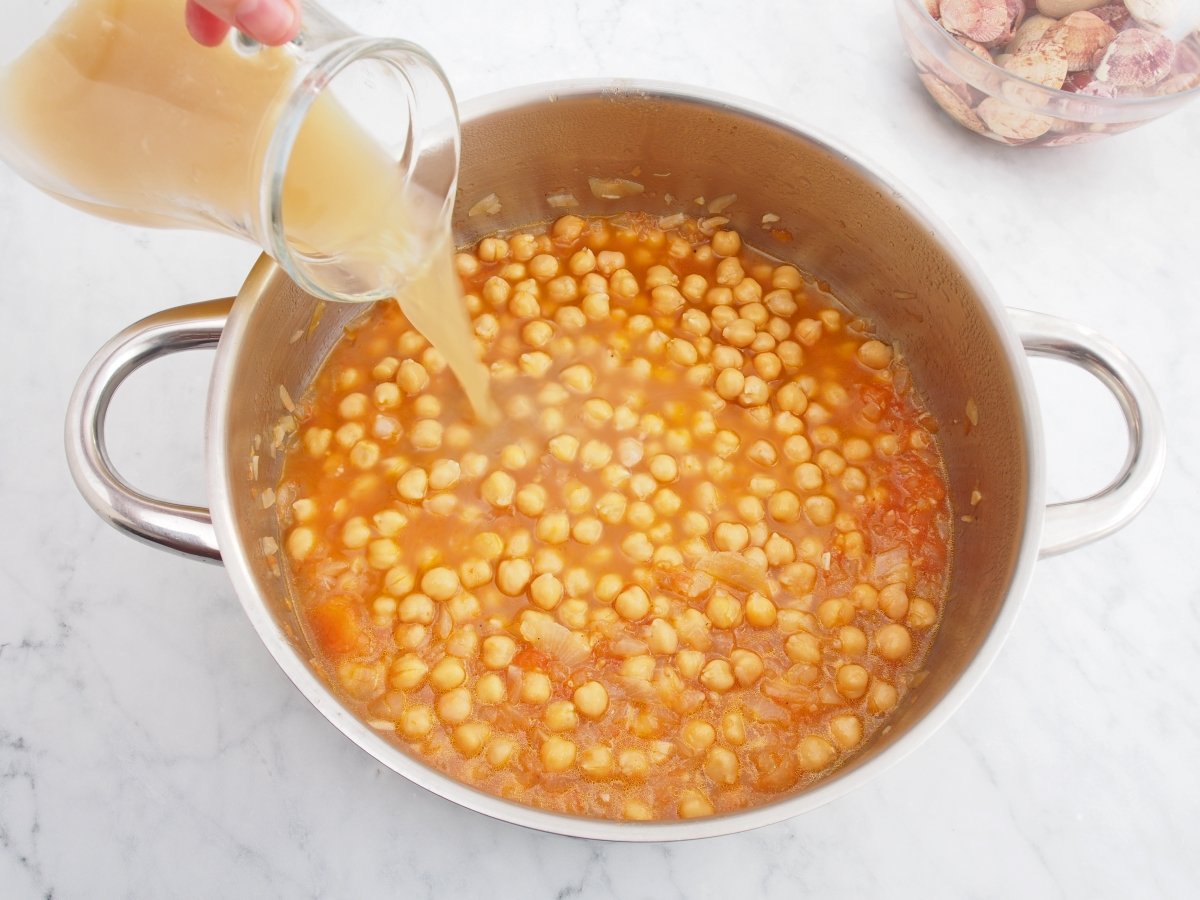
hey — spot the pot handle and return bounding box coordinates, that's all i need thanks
[1009,308,1166,559]
[65,299,234,563]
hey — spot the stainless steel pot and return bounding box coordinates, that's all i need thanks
[65,80,1166,841]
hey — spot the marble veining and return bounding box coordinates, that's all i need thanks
[1,1,1198,897]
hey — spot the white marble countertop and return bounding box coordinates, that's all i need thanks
[2,1,1198,897]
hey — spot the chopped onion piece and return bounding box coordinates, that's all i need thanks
[588,177,645,200]
[468,192,502,217]
[697,552,771,596]
[708,193,737,213]
[519,611,591,666]
[658,212,686,230]
[546,191,579,208]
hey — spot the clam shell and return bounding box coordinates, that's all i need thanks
[1089,5,1132,30]
[924,0,941,16]
[1123,0,1181,32]
[1043,11,1117,71]
[1034,0,1106,17]
[1003,41,1071,94]
[1061,69,1097,90]
[955,35,996,59]
[1094,27,1175,86]
[941,0,1012,44]
[977,96,1056,140]
[1006,14,1057,54]
[1151,72,1200,95]
[919,73,990,134]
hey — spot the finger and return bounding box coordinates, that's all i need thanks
[189,0,300,46]
[186,2,232,47]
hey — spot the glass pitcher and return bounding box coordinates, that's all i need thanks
[0,0,461,304]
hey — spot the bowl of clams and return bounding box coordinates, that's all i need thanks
[896,0,1200,145]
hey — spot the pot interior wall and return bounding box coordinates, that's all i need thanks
[221,85,1030,813]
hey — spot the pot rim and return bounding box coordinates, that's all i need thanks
[206,77,1045,842]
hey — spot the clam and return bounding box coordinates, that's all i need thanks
[1151,71,1200,94]
[1094,27,1175,86]
[955,35,996,59]
[1061,69,1097,90]
[1124,0,1181,32]
[924,0,941,16]
[1043,11,1117,71]
[1089,4,1133,29]
[996,0,1028,45]
[919,73,990,134]
[977,96,1056,140]
[1034,0,1106,17]
[1006,14,1058,54]
[941,0,1012,44]
[1004,41,1071,90]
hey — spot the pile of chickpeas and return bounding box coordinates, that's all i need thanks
[279,214,950,821]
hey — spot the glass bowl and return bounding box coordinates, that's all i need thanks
[895,0,1200,146]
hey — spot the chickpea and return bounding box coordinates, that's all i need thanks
[648,454,679,483]
[675,649,705,679]
[680,719,717,756]
[796,735,837,773]
[548,434,580,463]
[835,663,870,700]
[706,591,743,630]
[647,618,679,655]
[573,681,609,719]
[615,585,651,621]
[731,648,764,686]
[804,495,836,526]
[713,368,745,403]
[521,671,552,705]
[817,598,856,629]
[857,339,893,370]
[398,704,434,739]
[705,746,739,786]
[428,656,467,692]
[700,659,735,693]
[540,736,577,773]
[485,737,518,769]
[436,687,472,725]
[544,700,579,732]
[875,624,913,661]
[389,654,428,690]
[868,679,899,714]
[711,230,742,257]
[496,558,533,596]
[908,598,938,630]
[480,470,516,507]
[580,440,613,471]
[837,626,867,656]
[678,790,715,819]
[745,592,777,629]
[713,522,750,552]
[420,567,460,602]
[786,632,822,666]
[722,318,756,348]
[398,593,435,626]
[535,512,570,546]
[579,745,615,780]
[481,635,517,670]
[880,583,910,621]
[618,749,650,780]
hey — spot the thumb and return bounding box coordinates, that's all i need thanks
[186,0,301,47]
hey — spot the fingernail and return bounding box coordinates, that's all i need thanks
[236,0,298,44]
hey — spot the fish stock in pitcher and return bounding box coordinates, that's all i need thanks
[0,0,492,419]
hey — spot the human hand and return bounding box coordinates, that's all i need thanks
[186,0,302,47]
